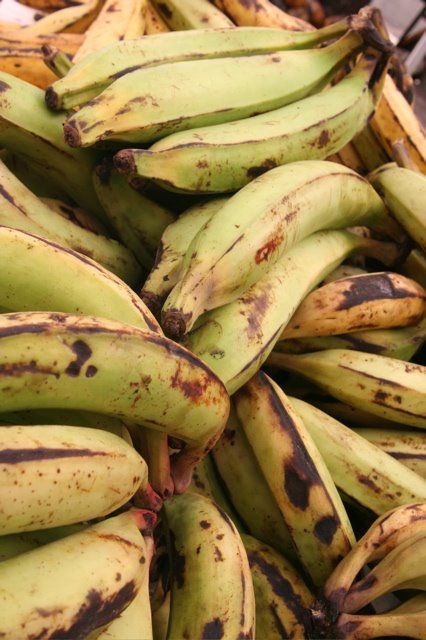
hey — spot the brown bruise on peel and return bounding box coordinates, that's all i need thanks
[336,273,421,310]
[240,283,274,342]
[237,373,343,547]
[50,581,137,639]
[255,232,284,264]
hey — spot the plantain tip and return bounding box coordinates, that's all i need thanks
[162,309,186,341]
[45,85,59,111]
[140,290,163,320]
[114,149,137,176]
[63,121,81,148]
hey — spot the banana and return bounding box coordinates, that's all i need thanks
[389,593,426,614]
[5,0,98,37]
[0,226,160,333]
[0,408,132,442]
[74,0,146,63]
[0,31,79,88]
[234,372,355,587]
[212,404,295,557]
[0,71,104,219]
[0,424,147,534]
[371,74,426,174]
[0,510,151,638]
[213,0,312,30]
[324,265,367,283]
[47,20,349,110]
[159,160,398,339]
[243,534,313,640]
[370,163,426,251]
[354,429,426,479]
[0,312,229,463]
[402,249,426,289]
[343,533,426,613]
[288,397,426,514]
[336,611,426,640]
[123,0,147,41]
[65,30,364,148]
[275,319,426,361]
[0,524,87,562]
[152,0,233,29]
[41,197,108,235]
[1,149,69,199]
[145,1,170,33]
[0,159,141,285]
[352,124,390,171]
[152,591,170,640]
[324,503,426,612]
[141,197,227,316]
[163,491,255,639]
[332,141,366,176]
[94,535,154,640]
[93,163,175,270]
[268,350,426,428]
[280,272,426,339]
[189,454,243,530]
[42,44,74,78]
[114,51,388,194]
[186,231,401,394]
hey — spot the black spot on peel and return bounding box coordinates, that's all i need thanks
[337,273,417,311]
[0,80,10,92]
[53,582,136,639]
[284,464,310,510]
[65,340,93,377]
[200,520,211,529]
[247,159,277,180]
[247,551,312,634]
[313,516,338,545]
[202,618,224,639]
[86,366,98,378]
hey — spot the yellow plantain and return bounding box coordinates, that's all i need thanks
[281,272,426,339]
[74,0,146,63]
[214,0,313,30]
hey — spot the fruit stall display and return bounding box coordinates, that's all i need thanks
[0,0,425,638]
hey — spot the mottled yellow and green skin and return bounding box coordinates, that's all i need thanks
[93,166,175,271]
[289,398,426,514]
[370,163,426,251]
[0,312,230,450]
[212,406,295,557]
[0,512,148,638]
[324,503,426,612]
[268,349,426,428]
[160,161,389,339]
[48,21,348,109]
[66,32,362,147]
[185,230,398,394]
[234,372,355,587]
[355,428,426,478]
[0,170,141,285]
[0,226,159,332]
[116,56,378,194]
[243,534,313,640]
[164,492,255,640]
[0,71,103,218]
[0,425,147,534]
